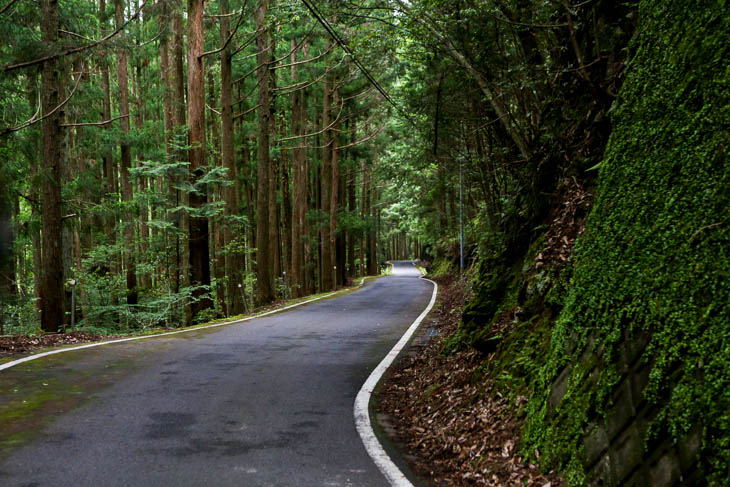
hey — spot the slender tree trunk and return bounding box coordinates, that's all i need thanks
[329,88,340,286]
[115,0,138,307]
[367,163,378,275]
[254,0,273,304]
[268,136,280,290]
[135,44,152,290]
[320,73,333,291]
[347,154,355,279]
[208,68,225,316]
[290,39,307,297]
[220,0,240,314]
[171,0,189,324]
[360,159,368,277]
[187,0,213,321]
[158,0,176,295]
[39,0,65,332]
[0,195,16,302]
[99,0,116,245]
[268,26,280,291]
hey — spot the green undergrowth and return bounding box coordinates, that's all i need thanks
[449,1,730,484]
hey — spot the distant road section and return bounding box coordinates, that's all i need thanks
[0,261,432,486]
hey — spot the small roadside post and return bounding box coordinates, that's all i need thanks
[238,283,249,314]
[69,279,77,330]
[459,158,464,276]
[333,266,337,289]
[283,271,290,299]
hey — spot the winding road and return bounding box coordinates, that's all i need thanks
[0,261,433,486]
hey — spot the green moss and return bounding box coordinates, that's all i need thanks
[522,1,730,484]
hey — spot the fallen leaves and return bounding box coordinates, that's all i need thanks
[534,178,591,271]
[376,276,563,486]
[0,331,118,357]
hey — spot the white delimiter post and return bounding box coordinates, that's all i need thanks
[459,160,464,274]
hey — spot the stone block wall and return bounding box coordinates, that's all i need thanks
[549,331,701,486]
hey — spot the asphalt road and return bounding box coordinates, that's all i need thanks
[0,261,432,487]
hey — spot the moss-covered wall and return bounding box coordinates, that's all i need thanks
[521,1,730,484]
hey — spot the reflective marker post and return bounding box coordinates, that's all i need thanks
[459,159,464,275]
[69,279,77,330]
[283,271,290,299]
[238,283,249,314]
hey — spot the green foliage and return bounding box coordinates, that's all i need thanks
[520,1,730,483]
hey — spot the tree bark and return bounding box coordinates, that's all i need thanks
[320,73,333,291]
[115,0,138,307]
[367,162,378,275]
[254,0,273,304]
[0,194,16,301]
[208,68,225,316]
[346,138,356,279]
[360,158,368,277]
[40,0,64,332]
[99,0,116,234]
[329,88,340,286]
[187,0,213,321]
[290,39,307,297]
[220,0,240,314]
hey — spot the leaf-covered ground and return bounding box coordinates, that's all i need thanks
[0,331,119,358]
[376,275,563,486]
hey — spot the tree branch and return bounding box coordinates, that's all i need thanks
[200,0,248,58]
[61,114,128,127]
[336,122,385,150]
[233,104,260,120]
[3,0,149,72]
[0,0,21,16]
[0,71,82,137]
[278,99,344,142]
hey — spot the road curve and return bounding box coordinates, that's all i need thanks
[0,261,431,486]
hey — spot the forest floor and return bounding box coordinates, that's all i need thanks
[0,331,120,357]
[376,274,563,486]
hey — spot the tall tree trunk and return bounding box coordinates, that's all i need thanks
[99,0,116,246]
[187,0,213,321]
[135,41,152,290]
[320,73,333,291]
[280,121,292,286]
[268,25,280,290]
[360,159,368,277]
[347,151,356,279]
[116,0,138,307]
[367,163,378,275]
[208,68,225,316]
[39,0,64,332]
[254,0,273,304]
[158,0,176,296]
[0,195,16,302]
[220,0,240,314]
[171,0,189,324]
[330,88,341,286]
[290,39,307,297]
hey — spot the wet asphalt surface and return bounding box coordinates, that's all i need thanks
[0,261,432,487]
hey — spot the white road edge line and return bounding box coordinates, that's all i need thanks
[0,291,340,373]
[354,268,438,487]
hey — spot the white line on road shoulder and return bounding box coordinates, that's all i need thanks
[354,270,438,487]
[0,292,337,373]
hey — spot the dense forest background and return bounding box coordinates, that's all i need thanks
[1,0,728,484]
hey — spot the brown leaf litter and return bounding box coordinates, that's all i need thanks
[376,277,563,486]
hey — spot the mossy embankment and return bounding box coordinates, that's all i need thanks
[450,1,730,485]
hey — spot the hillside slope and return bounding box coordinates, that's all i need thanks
[452,1,730,484]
